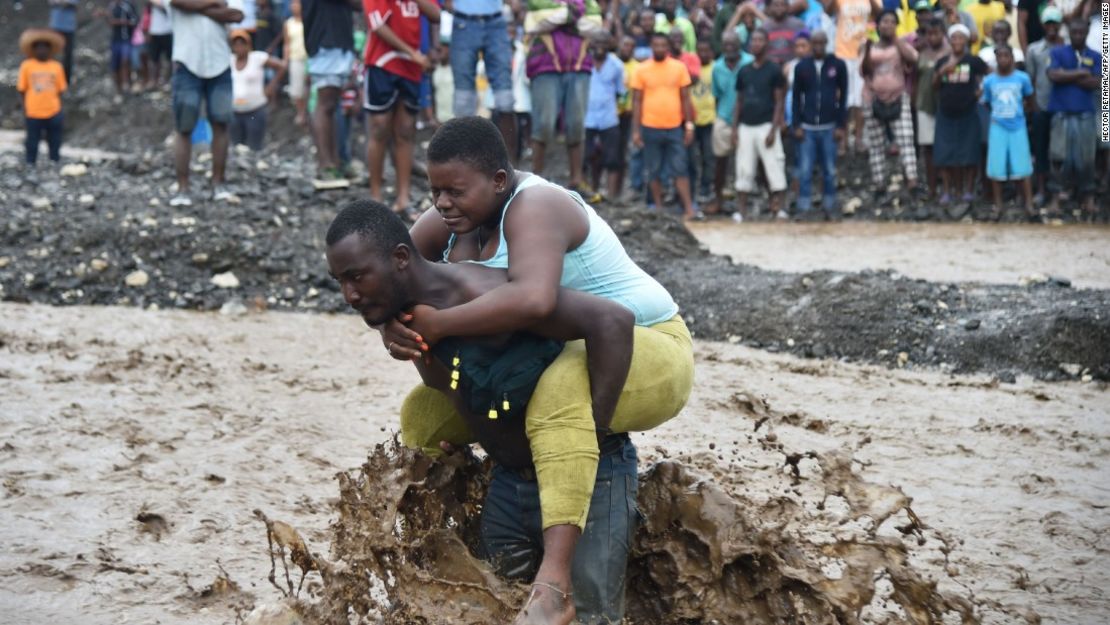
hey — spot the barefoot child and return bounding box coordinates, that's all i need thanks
[980,45,1035,220]
[17,29,68,167]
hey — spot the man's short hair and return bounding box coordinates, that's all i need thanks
[878,8,899,24]
[925,17,945,30]
[426,116,511,177]
[326,199,415,257]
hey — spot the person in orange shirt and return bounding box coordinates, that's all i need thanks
[17,29,68,166]
[631,31,698,219]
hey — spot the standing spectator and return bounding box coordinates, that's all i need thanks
[18,29,68,168]
[433,42,455,123]
[966,0,1006,54]
[763,0,806,66]
[104,0,140,95]
[827,0,882,153]
[731,29,787,220]
[934,0,979,48]
[1024,6,1062,204]
[631,31,697,218]
[914,17,949,199]
[49,0,78,86]
[932,24,987,210]
[689,38,717,203]
[1046,18,1100,216]
[509,25,531,163]
[584,32,626,201]
[303,0,355,189]
[656,0,697,52]
[670,28,702,79]
[980,19,1025,70]
[710,30,752,212]
[147,0,175,88]
[861,10,919,201]
[792,29,847,218]
[362,0,440,214]
[616,35,638,194]
[450,0,515,158]
[633,9,657,60]
[527,4,594,198]
[284,0,309,126]
[169,0,244,207]
[980,45,1035,219]
[229,29,286,151]
[905,0,935,48]
[252,0,282,53]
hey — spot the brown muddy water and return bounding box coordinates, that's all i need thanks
[0,303,1107,624]
[687,222,1110,289]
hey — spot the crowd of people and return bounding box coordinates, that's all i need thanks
[15,0,1110,219]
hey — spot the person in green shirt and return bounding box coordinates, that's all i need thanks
[655,0,697,52]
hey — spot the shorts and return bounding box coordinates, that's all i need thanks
[530,71,589,145]
[110,41,131,71]
[916,110,936,146]
[172,64,233,134]
[934,107,980,167]
[845,57,863,108]
[585,126,621,170]
[711,117,734,157]
[287,58,307,99]
[735,121,787,192]
[642,126,688,183]
[363,66,420,113]
[986,122,1032,181]
[308,47,354,92]
[148,34,172,62]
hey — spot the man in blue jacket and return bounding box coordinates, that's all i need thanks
[791,29,847,219]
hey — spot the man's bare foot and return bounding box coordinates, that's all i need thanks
[513,582,574,625]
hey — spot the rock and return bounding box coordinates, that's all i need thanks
[842,197,862,215]
[90,259,109,272]
[964,319,981,330]
[79,193,96,205]
[30,197,51,210]
[219,299,248,316]
[1049,275,1072,288]
[191,253,209,265]
[1058,363,1082,377]
[1018,273,1049,287]
[60,163,89,177]
[210,271,240,289]
[996,371,1017,384]
[896,351,909,367]
[124,270,149,287]
[0,256,10,268]
[241,600,306,625]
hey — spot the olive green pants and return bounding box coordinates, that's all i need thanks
[400,315,694,530]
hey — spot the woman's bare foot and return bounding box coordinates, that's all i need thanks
[513,581,575,625]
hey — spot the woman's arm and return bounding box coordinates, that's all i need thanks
[408,186,589,343]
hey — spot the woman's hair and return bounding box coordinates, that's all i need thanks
[427,117,512,177]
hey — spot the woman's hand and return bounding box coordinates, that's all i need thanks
[406,304,443,349]
[380,312,426,361]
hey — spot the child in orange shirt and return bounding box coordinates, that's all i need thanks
[18,29,68,166]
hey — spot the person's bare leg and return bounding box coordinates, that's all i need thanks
[367,109,393,201]
[513,525,578,625]
[712,158,728,213]
[175,132,191,191]
[496,111,519,167]
[313,86,340,171]
[923,146,935,197]
[939,168,950,199]
[675,175,694,217]
[991,179,1002,219]
[736,191,748,218]
[605,169,620,200]
[567,142,584,188]
[532,139,547,175]
[210,122,228,185]
[1021,177,1034,216]
[392,105,417,211]
[851,108,863,151]
[769,190,783,218]
[648,178,664,210]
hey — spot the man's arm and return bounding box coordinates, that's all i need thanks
[1017,8,1029,51]
[631,89,644,145]
[894,34,919,68]
[374,23,432,69]
[170,0,221,13]
[201,5,245,22]
[416,0,441,22]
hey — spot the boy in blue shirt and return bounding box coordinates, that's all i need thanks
[584,33,627,201]
[1046,18,1101,218]
[980,45,1034,221]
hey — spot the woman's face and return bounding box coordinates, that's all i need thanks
[427,159,507,234]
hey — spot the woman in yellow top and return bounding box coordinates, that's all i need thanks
[690,39,718,202]
[18,29,68,166]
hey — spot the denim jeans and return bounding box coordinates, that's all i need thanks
[797,127,838,212]
[530,71,590,146]
[642,126,688,185]
[450,12,514,114]
[25,114,64,164]
[687,123,714,197]
[480,434,640,625]
[172,65,232,133]
[1048,111,1097,198]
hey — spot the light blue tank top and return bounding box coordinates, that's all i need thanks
[444,174,679,326]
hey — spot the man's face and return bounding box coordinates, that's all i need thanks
[926,25,944,48]
[811,31,828,57]
[768,0,786,21]
[591,39,609,59]
[991,21,1009,45]
[697,40,713,64]
[1069,21,1088,48]
[916,8,932,28]
[326,235,409,327]
[722,35,740,62]
[878,13,898,39]
[619,36,635,60]
[1043,20,1060,40]
[995,47,1014,72]
[662,0,676,21]
[639,10,656,32]
[749,30,767,57]
[794,37,812,58]
[669,31,685,53]
[652,35,670,60]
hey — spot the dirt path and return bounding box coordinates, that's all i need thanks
[687,221,1110,289]
[1,303,1106,624]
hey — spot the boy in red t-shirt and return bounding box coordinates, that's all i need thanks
[18,29,68,166]
[362,0,441,217]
